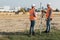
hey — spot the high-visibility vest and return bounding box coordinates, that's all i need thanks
[29,8,36,20]
[46,7,52,19]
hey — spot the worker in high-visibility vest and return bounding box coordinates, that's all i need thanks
[44,3,52,33]
[29,4,37,35]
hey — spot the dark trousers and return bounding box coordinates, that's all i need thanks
[30,20,35,34]
[46,18,51,32]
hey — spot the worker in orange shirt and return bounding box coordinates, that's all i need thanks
[44,3,52,33]
[29,4,37,35]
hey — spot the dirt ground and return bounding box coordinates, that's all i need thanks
[0,12,60,32]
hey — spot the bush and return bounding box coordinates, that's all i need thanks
[20,8,26,14]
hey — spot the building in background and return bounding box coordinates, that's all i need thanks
[0,6,10,12]
[0,6,21,12]
[15,6,21,12]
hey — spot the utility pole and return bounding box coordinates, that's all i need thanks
[40,2,42,12]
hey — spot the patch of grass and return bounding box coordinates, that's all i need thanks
[0,29,60,40]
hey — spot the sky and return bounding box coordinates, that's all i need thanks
[0,0,60,10]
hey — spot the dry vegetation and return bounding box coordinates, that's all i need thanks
[0,12,60,32]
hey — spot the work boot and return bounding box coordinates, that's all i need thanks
[42,31,48,33]
[32,32,35,35]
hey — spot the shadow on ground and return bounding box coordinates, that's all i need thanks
[0,32,29,35]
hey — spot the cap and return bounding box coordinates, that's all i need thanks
[32,4,36,7]
[47,3,51,5]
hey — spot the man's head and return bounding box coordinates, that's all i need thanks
[32,4,36,8]
[47,3,51,8]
